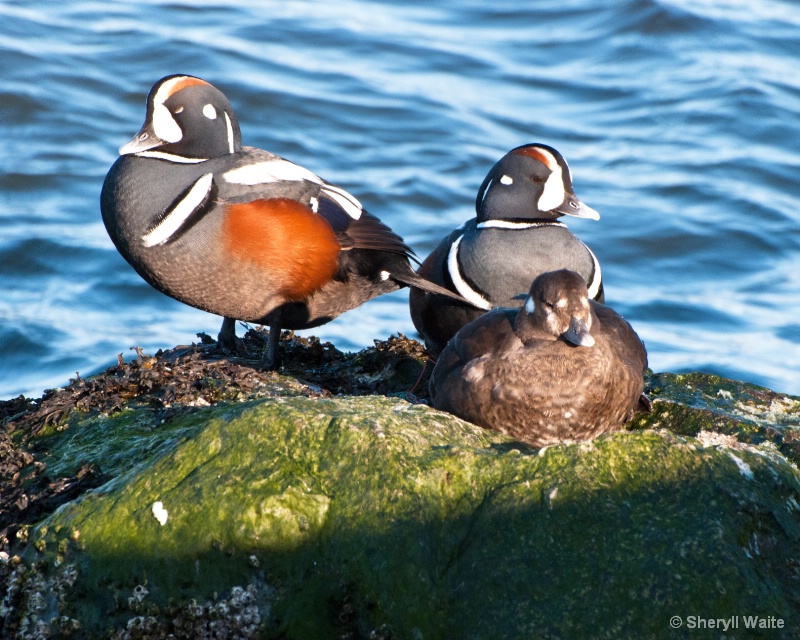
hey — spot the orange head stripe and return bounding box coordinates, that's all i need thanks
[512,146,556,170]
[222,199,341,301]
[168,76,211,97]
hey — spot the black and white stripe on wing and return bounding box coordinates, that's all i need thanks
[446,233,492,311]
[223,158,363,220]
[582,241,603,300]
[141,173,215,247]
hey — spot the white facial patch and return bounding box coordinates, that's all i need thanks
[223,160,363,219]
[524,296,535,314]
[379,270,391,281]
[537,162,565,212]
[202,104,217,119]
[150,77,189,144]
[141,173,213,247]
[152,102,182,143]
[556,298,568,308]
[309,196,319,212]
[544,308,563,336]
[500,174,513,185]
[447,235,492,310]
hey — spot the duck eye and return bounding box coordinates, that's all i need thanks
[173,106,184,114]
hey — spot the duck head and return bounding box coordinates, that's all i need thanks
[475,143,599,223]
[517,269,596,347]
[119,74,242,160]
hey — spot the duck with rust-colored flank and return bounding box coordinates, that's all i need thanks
[410,143,603,355]
[101,74,465,368]
[429,270,649,447]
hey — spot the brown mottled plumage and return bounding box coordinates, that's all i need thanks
[430,270,649,447]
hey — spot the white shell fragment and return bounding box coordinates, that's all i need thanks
[151,501,169,526]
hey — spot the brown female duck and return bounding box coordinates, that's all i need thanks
[429,269,649,447]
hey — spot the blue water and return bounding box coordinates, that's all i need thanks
[1,0,799,399]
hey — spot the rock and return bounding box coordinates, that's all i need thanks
[1,337,799,639]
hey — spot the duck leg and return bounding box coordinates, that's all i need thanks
[217,317,238,351]
[263,311,283,370]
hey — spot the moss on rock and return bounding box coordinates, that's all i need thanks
[632,372,800,466]
[2,391,797,638]
[2,340,800,639]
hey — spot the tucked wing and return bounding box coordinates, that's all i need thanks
[316,196,413,258]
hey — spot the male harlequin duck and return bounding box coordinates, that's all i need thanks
[409,143,604,355]
[101,74,466,368]
[429,270,649,447]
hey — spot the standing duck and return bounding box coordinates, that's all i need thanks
[101,74,465,368]
[429,270,648,447]
[410,143,603,355]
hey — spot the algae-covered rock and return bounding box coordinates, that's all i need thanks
[634,371,800,466]
[2,391,799,638]
[2,340,799,639]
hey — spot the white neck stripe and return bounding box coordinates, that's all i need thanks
[447,235,492,310]
[135,151,208,164]
[476,220,566,230]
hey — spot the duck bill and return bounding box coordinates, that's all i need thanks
[119,124,163,155]
[563,316,595,347]
[556,193,600,221]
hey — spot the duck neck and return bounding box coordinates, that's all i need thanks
[513,311,555,345]
[476,219,566,230]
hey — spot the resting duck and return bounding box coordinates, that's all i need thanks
[410,143,603,355]
[429,270,649,447]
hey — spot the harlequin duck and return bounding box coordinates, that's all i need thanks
[409,143,604,355]
[101,74,467,368]
[429,270,649,447]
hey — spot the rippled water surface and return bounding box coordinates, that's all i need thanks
[1,0,799,398]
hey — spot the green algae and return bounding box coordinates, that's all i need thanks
[32,407,201,482]
[14,392,800,639]
[631,372,800,465]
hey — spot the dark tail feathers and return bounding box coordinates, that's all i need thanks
[390,267,480,307]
